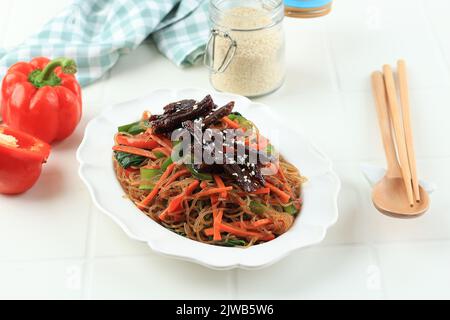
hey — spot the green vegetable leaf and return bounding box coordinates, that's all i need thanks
[161,157,174,171]
[139,167,161,190]
[186,163,213,181]
[283,204,298,215]
[249,201,266,215]
[266,144,277,157]
[227,113,256,130]
[114,151,146,169]
[118,120,148,135]
[153,151,166,159]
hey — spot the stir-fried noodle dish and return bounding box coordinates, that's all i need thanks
[113,95,306,247]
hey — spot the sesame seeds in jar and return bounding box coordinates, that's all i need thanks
[205,0,285,97]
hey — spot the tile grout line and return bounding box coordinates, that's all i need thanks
[1,237,449,264]
[229,269,239,299]
[367,243,388,299]
[81,201,97,299]
[330,154,450,165]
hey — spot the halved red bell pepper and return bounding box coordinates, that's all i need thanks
[0,126,51,194]
[1,57,82,144]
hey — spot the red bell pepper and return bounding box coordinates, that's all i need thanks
[1,57,82,143]
[0,126,51,194]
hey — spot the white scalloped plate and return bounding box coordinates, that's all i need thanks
[77,89,340,270]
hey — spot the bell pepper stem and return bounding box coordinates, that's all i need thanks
[38,57,77,82]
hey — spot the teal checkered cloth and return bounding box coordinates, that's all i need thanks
[0,0,210,86]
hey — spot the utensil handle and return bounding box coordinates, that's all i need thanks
[382,65,415,207]
[397,60,421,202]
[371,71,401,176]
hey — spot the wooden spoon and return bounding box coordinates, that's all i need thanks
[370,71,429,218]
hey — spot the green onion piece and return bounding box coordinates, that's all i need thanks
[118,120,147,135]
[227,114,256,130]
[139,168,161,190]
[266,144,276,156]
[114,151,146,168]
[218,239,247,247]
[161,157,173,171]
[153,151,166,159]
[283,204,298,215]
[139,184,154,191]
[118,121,139,132]
[185,163,213,181]
[140,168,161,179]
[249,201,266,215]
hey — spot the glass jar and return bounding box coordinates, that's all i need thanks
[205,0,286,98]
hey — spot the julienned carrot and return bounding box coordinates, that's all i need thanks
[152,147,171,157]
[149,133,172,150]
[222,116,241,129]
[209,191,221,239]
[137,163,177,209]
[158,208,170,221]
[194,187,233,198]
[265,182,291,204]
[252,218,272,228]
[112,145,157,159]
[209,223,260,238]
[213,175,227,199]
[256,134,269,150]
[277,166,293,196]
[200,181,209,189]
[142,111,151,120]
[164,169,190,186]
[167,180,200,214]
[210,194,219,205]
[204,223,274,241]
[251,188,270,195]
[231,219,272,230]
[115,134,159,150]
[213,209,223,241]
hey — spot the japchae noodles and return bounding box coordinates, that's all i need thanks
[112,95,305,247]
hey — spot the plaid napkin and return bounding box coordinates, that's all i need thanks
[0,0,210,86]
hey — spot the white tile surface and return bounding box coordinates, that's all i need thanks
[321,162,372,245]
[89,256,233,300]
[376,241,450,299]
[0,169,91,260]
[283,17,338,94]
[236,245,383,299]
[0,259,84,299]
[341,89,450,161]
[1,0,450,299]
[92,207,152,257]
[326,0,450,92]
[424,0,450,76]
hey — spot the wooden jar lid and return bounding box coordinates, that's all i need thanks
[284,0,332,18]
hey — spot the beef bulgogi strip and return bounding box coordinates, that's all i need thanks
[150,95,214,134]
